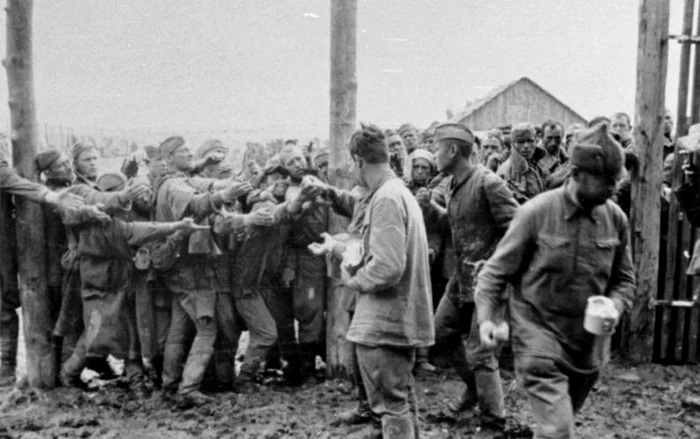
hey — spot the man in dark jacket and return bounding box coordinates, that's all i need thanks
[425,123,518,435]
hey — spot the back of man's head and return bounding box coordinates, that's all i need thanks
[349,123,389,164]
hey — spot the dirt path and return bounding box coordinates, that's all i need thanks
[1,361,699,438]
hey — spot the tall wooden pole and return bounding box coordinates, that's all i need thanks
[628,0,670,363]
[5,0,54,388]
[675,0,695,136]
[326,0,357,378]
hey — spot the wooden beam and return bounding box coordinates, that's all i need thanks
[627,0,670,363]
[326,0,357,379]
[5,0,54,388]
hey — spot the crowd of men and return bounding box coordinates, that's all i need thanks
[0,109,691,438]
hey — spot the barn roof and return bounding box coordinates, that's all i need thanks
[451,76,587,124]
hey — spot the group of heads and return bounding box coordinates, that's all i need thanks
[350,118,625,210]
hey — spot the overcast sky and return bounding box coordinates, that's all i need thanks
[0,0,690,142]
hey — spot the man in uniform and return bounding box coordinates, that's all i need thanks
[497,123,548,204]
[475,123,636,438]
[155,136,252,406]
[0,149,84,387]
[424,123,518,435]
[306,123,434,438]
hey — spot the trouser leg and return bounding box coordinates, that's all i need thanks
[0,286,20,383]
[516,355,577,439]
[161,297,196,391]
[356,344,417,439]
[62,333,87,379]
[292,260,326,375]
[235,292,277,379]
[213,294,239,388]
[264,283,297,375]
[465,304,505,429]
[434,294,473,386]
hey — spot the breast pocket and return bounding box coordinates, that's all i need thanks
[534,234,572,273]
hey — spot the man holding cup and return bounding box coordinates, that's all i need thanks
[474,122,636,438]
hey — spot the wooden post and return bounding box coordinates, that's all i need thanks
[326,0,357,379]
[5,0,54,388]
[675,0,695,136]
[628,0,670,363]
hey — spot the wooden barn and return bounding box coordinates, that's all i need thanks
[450,76,588,131]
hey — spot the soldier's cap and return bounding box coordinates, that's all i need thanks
[570,122,624,178]
[433,123,475,145]
[97,172,127,192]
[398,123,418,137]
[197,139,227,159]
[312,147,330,163]
[420,126,436,142]
[159,136,186,158]
[143,145,161,161]
[255,165,290,187]
[36,148,63,173]
[71,142,97,161]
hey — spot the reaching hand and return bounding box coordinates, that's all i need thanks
[176,217,211,235]
[415,188,431,208]
[244,208,275,227]
[86,205,110,223]
[223,181,253,201]
[52,191,84,210]
[308,232,340,256]
[122,184,151,203]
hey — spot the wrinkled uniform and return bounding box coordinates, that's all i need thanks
[497,147,548,204]
[342,169,435,437]
[63,218,177,381]
[475,187,636,439]
[434,164,517,426]
[155,172,224,394]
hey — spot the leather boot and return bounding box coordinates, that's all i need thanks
[474,369,505,431]
[338,400,376,425]
[0,314,19,387]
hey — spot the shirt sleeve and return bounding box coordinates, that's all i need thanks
[122,220,176,248]
[330,188,356,218]
[484,173,518,231]
[68,184,125,209]
[347,194,407,294]
[0,161,49,202]
[474,204,535,324]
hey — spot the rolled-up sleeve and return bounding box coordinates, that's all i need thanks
[348,195,406,294]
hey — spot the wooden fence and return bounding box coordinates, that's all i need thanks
[653,196,700,363]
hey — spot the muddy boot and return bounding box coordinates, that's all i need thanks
[237,357,263,393]
[338,400,375,426]
[382,414,415,439]
[474,369,505,431]
[446,384,479,413]
[86,356,118,380]
[175,390,214,409]
[0,313,19,387]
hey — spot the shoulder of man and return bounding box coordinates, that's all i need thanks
[601,198,629,231]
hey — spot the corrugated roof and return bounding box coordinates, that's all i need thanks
[450,77,587,124]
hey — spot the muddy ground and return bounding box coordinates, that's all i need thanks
[1,358,699,439]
